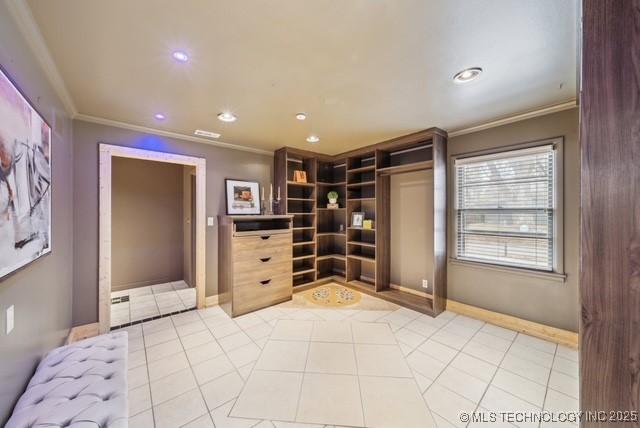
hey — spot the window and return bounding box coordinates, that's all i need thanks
[455,144,557,272]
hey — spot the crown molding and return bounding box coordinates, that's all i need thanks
[448,99,578,138]
[75,114,274,156]
[6,0,78,116]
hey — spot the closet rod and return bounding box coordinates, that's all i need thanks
[389,144,433,156]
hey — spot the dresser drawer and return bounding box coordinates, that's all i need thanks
[233,232,291,251]
[233,252,291,273]
[233,260,292,284]
[233,244,292,262]
[233,273,292,315]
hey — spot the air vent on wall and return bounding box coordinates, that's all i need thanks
[194,129,221,139]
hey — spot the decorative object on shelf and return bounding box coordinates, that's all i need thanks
[351,212,365,228]
[363,219,373,230]
[293,170,307,183]
[0,66,52,279]
[339,224,344,232]
[326,190,339,208]
[225,179,261,215]
[264,183,281,215]
[303,284,361,307]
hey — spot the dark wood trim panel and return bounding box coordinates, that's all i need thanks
[336,127,447,159]
[274,148,287,215]
[431,133,447,315]
[580,0,640,421]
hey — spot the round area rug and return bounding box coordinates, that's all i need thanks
[303,284,362,307]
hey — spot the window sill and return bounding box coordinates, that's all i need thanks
[448,258,567,283]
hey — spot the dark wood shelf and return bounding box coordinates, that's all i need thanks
[293,276,315,287]
[316,181,347,186]
[293,226,315,230]
[348,241,376,248]
[317,232,347,237]
[293,267,316,275]
[376,288,434,315]
[347,165,376,173]
[316,254,346,261]
[291,212,316,215]
[348,227,376,232]
[287,181,315,187]
[293,254,316,261]
[376,160,434,175]
[292,240,316,246]
[346,279,376,291]
[347,254,376,263]
[317,207,346,211]
[288,197,315,201]
[317,272,346,282]
[347,198,375,202]
[347,181,376,188]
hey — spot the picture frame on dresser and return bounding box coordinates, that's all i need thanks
[225,178,261,215]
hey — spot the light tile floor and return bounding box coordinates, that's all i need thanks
[124,284,579,428]
[111,280,196,327]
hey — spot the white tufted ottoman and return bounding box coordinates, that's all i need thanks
[6,331,128,428]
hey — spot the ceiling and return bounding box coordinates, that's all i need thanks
[26,0,577,155]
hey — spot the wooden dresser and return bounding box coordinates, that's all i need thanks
[218,215,294,317]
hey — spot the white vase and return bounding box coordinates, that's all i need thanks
[329,198,337,204]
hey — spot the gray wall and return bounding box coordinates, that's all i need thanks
[72,120,272,325]
[447,108,579,332]
[0,3,74,424]
[390,170,434,293]
[111,157,184,291]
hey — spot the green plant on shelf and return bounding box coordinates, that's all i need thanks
[327,191,339,204]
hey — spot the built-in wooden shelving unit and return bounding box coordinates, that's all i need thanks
[274,127,448,316]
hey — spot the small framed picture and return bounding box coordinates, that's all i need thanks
[351,211,365,228]
[225,179,261,215]
[293,170,307,183]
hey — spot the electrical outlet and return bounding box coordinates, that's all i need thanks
[422,280,429,289]
[207,216,215,226]
[6,305,14,334]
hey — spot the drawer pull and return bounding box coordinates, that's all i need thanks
[259,257,272,263]
[260,235,271,240]
[259,279,272,286]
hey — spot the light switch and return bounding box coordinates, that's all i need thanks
[207,216,215,227]
[6,305,14,334]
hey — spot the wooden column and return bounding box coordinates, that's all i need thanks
[580,0,640,423]
[431,132,447,315]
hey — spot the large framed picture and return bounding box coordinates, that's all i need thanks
[0,66,52,279]
[225,179,261,215]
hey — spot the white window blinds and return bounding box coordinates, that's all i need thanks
[455,145,556,271]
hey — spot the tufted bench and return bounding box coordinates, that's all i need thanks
[6,331,128,428]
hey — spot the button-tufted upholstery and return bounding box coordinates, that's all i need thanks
[6,331,128,428]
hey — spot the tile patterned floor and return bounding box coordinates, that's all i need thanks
[111,281,196,327]
[124,286,579,428]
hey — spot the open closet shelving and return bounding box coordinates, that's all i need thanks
[274,127,447,316]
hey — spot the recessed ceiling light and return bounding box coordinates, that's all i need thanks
[306,135,320,143]
[172,51,189,63]
[295,112,307,121]
[154,113,166,120]
[194,129,221,139]
[217,112,237,122]
[453,67,483,83]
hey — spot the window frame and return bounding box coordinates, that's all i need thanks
[451,137,565,275]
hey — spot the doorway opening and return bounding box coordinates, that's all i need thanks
[98,144,206,333]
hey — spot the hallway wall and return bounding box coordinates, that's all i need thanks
[0,3,74,423]
[111,157,184,291]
